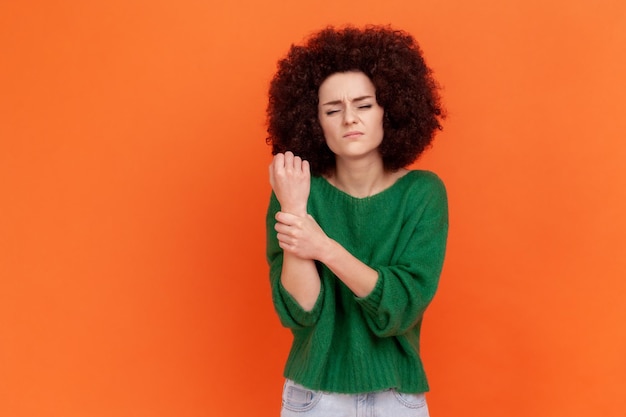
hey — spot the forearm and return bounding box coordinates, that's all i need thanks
[280,252,321,311]
[319,239,379,298]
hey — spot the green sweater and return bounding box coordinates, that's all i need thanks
[266,170,448,394]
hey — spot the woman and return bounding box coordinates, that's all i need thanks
[266,25,448,416]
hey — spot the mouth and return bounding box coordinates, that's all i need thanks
[343,131,363,138]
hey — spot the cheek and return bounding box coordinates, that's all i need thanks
[318,118,336,140]
[376,109,384,127]
[373,112,385,139]
[318,121,339,151]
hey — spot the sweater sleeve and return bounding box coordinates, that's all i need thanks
[355,175,449,337]
[266,192,324,329]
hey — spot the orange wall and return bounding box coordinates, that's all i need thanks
[1,0,625,416]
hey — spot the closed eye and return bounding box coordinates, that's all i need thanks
[325,109,340,115]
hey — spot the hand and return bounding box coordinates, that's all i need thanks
[274,211,330,261]
[269,151,310,216]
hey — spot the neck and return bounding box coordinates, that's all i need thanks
[327,156,390,198]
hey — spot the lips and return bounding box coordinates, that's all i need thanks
[343,131,363,138]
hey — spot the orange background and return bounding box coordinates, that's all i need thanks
[1,0,625,416]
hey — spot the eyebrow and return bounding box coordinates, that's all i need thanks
[321,95,374,106]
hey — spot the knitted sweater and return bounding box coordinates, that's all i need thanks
[266,170,448,394]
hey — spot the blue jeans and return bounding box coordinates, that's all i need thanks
[281,379,430,417]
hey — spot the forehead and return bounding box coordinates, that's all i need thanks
[318,71,376,100]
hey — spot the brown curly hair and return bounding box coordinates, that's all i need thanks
[266,25,445,176]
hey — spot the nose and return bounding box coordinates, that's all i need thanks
[342,107,358,125]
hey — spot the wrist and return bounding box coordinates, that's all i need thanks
[317,237,337,264]
[280,205,307,217]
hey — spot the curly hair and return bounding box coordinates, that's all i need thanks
[266,25,445,176]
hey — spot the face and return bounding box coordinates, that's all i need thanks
[317,71,384,164]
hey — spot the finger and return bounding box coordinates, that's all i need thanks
[277,240,293,252]
[302,159,310,175]
[275,211,299,225]
[272,152,285,169]
[277,232,299,249]
[274,222,289,234]
[276,232,290,244]
[284,151,294,170]
[293,155,302,172]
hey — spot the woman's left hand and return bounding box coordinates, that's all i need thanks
[274,211,330,261]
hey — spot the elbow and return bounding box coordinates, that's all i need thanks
[365,307,428,338]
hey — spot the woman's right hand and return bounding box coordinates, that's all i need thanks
[269,151,310,217]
